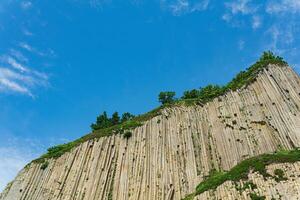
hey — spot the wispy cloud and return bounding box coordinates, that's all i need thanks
[222,0,300,59]
[238,39,245,50]
[222,0,261,29]
[0,47,49,96]
[9,49,28,63]
[251,15,261,29]
[0,134,42,192]
[22,29,33,36]
[19,42,55,58]
[224,0,257,15]
[20,1,32,10]
[3,56,29,72]
[266,0,300,14]
[19,42,34,52]
[161,0,210,16]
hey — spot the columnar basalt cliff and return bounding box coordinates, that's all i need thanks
[1,64,300,200]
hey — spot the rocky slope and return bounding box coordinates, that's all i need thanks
[1,64,300,200]
[194,161,300,200]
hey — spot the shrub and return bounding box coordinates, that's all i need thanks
[124,131,132,139]
[91,111,112,131]
[182,89,200,99]
[158,91,176,104]
[121,112,135,123]
[249,193,266,200]
[111,112,120,125]
[180,51,287,104]
[193,149,300,196]
[40,161,49,170]
[91,111,135,131]
[274,169,287,182]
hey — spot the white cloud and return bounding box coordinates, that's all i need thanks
[252,15,262,29]
[191,0,209,12]
[9,49,28,63]
[0,77,31,95]
[266,0,300,14]
[225,0,257,15]
[222,13,232,22]
[20,1,32,10]
[19,42,34,53]
[170,0,189,15]
[19,42,56,58]
[3,56,29,72]
[22,29,33,36]
[238,39,245,50]
[0,47,49,96]
[89,0,112,9]
[0,135,41,192]
[223,0,260,28]
[161,0,210,16]
[222,0,300,56]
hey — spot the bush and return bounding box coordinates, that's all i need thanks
[91,111,112,131]
[180,51,287,104]
[123,131,132,139]
[121,112,135,123]
[40,161,49,170]
[274,169,287,182]
[249,193,266,200]
[91,111,135,131]
[182,89,200,99]
[158,91,176,104]
[193,149,300,196]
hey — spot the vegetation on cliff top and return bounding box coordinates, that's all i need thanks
[180,51,286,103]
[33,51,287,163]
[182,149,300,200]
[91,111,135,131]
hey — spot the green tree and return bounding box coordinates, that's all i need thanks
[91,111,112,131]
[198,85,224,102]
[121,112,135,123]
[182,89,200,99]
[158,91,176,104]
[111,112,120,125]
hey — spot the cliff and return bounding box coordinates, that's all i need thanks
[1,64,300,200]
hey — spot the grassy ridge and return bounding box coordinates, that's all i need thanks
[180,51,287,104]
[182,149,300,200]
[33,52,287,164]
[33,106,164,163]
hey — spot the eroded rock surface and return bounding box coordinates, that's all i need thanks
[194,161,300,200]
[1,65,300,200]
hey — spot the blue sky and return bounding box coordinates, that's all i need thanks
[1,0,300,190]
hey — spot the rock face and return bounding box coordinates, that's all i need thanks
[1,65,300,200]
[194,161,300,200]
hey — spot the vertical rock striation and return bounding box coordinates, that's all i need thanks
[1,64,300,200]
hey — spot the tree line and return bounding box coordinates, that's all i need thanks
[92,51,286,131]
[91,111,135,131]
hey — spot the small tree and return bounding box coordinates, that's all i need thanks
[121,112,135,123]
[91,111,112,131]
[158,91,176,104]
[124,131,132,139]
[182,89,200,99]
[111,112,120,125]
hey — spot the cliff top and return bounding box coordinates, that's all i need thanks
[33,51,288,164]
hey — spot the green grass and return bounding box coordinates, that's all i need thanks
[249,193,266,200]
[33,106,165,163]
[33,52,288,163]
[180,51,287,104]
[182,149,300,200]
[40,161,49,170]
[274,168,287,182]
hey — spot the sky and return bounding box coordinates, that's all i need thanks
[0,0,300,191]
